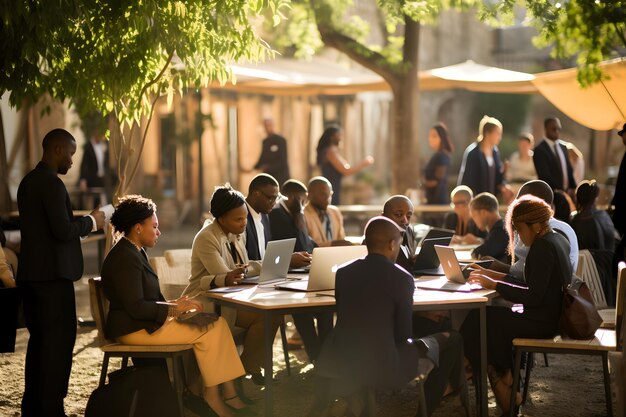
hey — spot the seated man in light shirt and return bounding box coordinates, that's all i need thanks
[303,176,351,247]
[475,180,578,281]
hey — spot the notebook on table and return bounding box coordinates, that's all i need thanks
[275,245,368,292]
[415,245,484,292]
[240,238,296,285]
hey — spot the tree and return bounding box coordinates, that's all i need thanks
[484,1,626,87]
[1,0,287,200]
[268,0,480,194]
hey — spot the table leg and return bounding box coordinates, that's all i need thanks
[264,312,274,416]
[479,305,488,417]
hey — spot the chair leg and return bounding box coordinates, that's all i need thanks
[522,352,534,404]
[121,356,129,369]
[509,348,523,417]
[416,378,428,417]
[280,321,291,376]
[99,353,110,386]
[167,355,186,417]
[472,370,481,415]
[543,353,549,367]
[602,352,614,417]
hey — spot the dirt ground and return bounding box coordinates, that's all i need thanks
[0,225,618,417]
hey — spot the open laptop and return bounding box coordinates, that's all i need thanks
[275,245,368,292]
[412,236,453,276]
[415,245,483,292]
[240,238,296,285]
[417,227,455,246]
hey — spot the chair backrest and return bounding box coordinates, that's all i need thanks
[88,277,115,347]
[616,262,625,352]
[149,249,192,300]
[576,250,608,308]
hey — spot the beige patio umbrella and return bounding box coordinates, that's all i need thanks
[531,58,626,131]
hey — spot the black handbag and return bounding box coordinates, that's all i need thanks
[559,276,603,340]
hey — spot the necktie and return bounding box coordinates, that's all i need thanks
[324,212,333,241]
[229,241,243,265]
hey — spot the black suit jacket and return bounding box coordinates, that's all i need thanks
[316,254,418,389]
[268,205,316,253]
[101,238,168,340]
[79,140,112,187]
[533,140,576,191]
[17,162,93,282]
[458,142,504,195]
[254,134,290,187]
[244,208,271,261]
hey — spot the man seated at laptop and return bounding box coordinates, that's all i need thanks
[382,195,452,334]
[269,179,332,363]
[443,186,486,245]
[244,173,311,268]
[381,195,419,271]
[470,180,579,282]
[313,217,465,416]
[304,176,351,247]
[469,192,510,263]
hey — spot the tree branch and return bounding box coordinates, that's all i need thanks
[311,2,399,84]
[125,93,160,188]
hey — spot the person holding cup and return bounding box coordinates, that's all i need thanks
[183,184,282,385]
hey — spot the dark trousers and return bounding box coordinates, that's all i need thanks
[293,312,334,362]
[20,279,77,417]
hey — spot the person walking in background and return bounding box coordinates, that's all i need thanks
[443,186,486,245]
[17,128,105,417]
[315,126,374,205]
[533,117,576,193]
[505,132,537,191]
[458,115,513,202]
[424,123,453,205]
[252,118,290,187]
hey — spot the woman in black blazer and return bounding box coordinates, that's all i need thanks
[101,195,250,417]
[461,195,571,413]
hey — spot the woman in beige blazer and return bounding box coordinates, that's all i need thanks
[184,185,281,384]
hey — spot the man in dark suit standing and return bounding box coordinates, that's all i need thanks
[78,130,116,207]
[253,118,290,187]
[533,117,576,192]
[17,128,104,417]
[613,123,626,267]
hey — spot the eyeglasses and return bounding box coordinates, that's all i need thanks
[451,200,469,207]
[257,189,280,203]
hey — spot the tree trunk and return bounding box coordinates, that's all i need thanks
[389,17,421,195]
[390,78,420,195]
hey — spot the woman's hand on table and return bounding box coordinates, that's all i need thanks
[225,267,246,286]
[467,271,498,290]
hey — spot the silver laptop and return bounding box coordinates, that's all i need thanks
[275,245,368,292]
[240,238,296,285]
[414,245,482,292]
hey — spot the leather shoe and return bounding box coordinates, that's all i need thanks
[249,372,277,386]
[183,392,218,417]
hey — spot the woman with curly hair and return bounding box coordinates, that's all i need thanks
[460,195,571,413]
[101,195,250,417]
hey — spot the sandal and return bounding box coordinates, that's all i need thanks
[488,367,522,413]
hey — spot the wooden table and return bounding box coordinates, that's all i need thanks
[206,284,493,417]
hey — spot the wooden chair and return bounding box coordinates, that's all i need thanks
[149,249,293,375]
[88,278,193,417]
[509,262,626,417]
